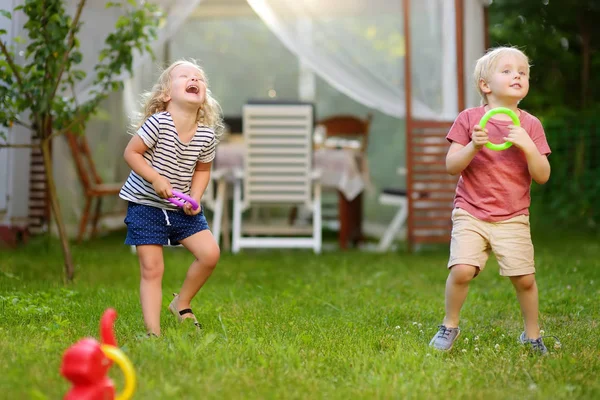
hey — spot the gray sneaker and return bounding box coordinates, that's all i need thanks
[429,325,461,351]
[519,332,561,355]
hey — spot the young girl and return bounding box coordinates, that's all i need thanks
[119,59,223,337]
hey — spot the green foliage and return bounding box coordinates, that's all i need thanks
[0,0,162,140]
[531,117,600,230]
[489,1,600,230]
[488,0,599,116]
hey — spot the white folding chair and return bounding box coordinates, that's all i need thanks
[232,103,322,253]
[202,167,228,248]
[377,167,408,251]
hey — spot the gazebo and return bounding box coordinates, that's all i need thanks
[0,0,490,250]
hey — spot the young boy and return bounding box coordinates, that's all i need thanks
[429,47,552,354]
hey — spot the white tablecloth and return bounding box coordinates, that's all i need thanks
[214,142,365,201]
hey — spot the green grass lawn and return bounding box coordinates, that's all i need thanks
[1,231,599,399]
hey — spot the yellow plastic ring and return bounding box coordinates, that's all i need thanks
[101,344,136,400]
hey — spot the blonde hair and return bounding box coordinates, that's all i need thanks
[473,46,530,105]
[133,59,224,139]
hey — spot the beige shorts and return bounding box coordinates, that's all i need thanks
[448,208,535,276]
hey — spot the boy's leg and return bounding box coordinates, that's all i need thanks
[176,230,220,315]
[429,264,478,351]
[510,274,540,339]
[444,208,491,327]
[430,208,490,350]
[443,264,480,328]
[491,214,538,338]
[136,244,165,336]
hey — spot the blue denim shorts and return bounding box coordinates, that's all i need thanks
[124,202,209,246]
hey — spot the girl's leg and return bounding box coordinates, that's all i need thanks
[136,244,165,336]
[510,273,540,339]
[443,264,479,328]
[174,230,220,316]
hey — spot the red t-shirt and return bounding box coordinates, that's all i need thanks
[446,106,551,222]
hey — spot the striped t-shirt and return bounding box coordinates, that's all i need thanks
[119,111,216,210]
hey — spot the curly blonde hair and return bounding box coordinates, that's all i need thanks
[474,46,530,105]
[133,59,224,139]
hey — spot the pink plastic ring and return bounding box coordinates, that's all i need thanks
[168,190,199,210]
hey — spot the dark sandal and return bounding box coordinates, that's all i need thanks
[168,293,202,329]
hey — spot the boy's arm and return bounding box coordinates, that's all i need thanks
[446,122,490,175]
[504,125,551,185]
[446,141,479,175]
[523,148,550,185]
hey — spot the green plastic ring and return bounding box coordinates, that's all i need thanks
[478,107,519,151]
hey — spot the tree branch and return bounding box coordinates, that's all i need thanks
[45,129,64,143]
[0,143,39,149]
[14,118,33,130]
[70,79,79,108]
[48,0,87,103]
[0,40,35,104]
[47,110,89,142]
[40,0,53,105]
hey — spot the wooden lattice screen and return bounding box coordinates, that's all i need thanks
[406,120,459,250]
[28,138,49,234]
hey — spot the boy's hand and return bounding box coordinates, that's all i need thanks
[471,125,489,150]
[504,125,535,153]
[183,195,202,216]
[152,176,173,199]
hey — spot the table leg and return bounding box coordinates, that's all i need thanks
[337,191,363,250]
[352,192,364,247]
[221,188,231,251]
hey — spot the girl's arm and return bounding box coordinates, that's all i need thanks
[184,161,212,215]
[123,135,172,198]
[190,161,212,200]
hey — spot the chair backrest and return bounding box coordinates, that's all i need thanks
[317,114,373,152]
[242,103,314,207]
[65,132,103,191]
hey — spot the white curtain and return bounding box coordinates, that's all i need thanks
[69,0,204,102]
[246,0,458,120]
[53,0,203,229]
[464,0,488,108]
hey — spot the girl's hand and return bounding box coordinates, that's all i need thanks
[471,125,489,150]
[504,125,535,153]
[183,197,202,216]
[152,176,173,199]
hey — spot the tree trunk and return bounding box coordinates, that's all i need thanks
[41,136,75,282]
[580,15,590,109]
